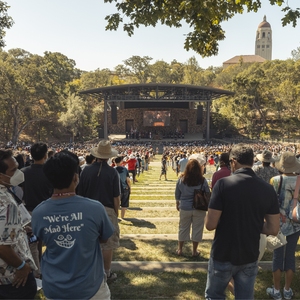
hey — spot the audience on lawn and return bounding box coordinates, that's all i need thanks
[2,138,300,299]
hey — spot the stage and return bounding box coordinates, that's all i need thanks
[108,132,204,142]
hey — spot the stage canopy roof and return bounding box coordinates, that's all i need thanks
[79,83,234,103]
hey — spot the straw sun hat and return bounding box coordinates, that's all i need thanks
[188,153,206,166]
[256,150,275,163]
[275,151,300,173]
[90,140,118,159]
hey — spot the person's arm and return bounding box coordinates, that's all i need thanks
[0,245,32,288]
[205,208,222,231]
[262,213,280,236]
[113,195,120,216]
[126,176,131,189]
[99,238,109,244]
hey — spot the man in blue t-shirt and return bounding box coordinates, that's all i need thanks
[32,151,114,300]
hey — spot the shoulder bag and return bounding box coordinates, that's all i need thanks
[266,175,287,251]
[193,181,211,211]
[290,175,300,223]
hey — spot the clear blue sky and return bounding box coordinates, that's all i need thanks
[3,0,300,71]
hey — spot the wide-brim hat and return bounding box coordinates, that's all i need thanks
[90,140,118,159]
[256,150,275,163]
[275,151,300,173]
[188,153,206,166]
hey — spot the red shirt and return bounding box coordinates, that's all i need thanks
[208,157,215,165]
[126,158,136,171]
[211,167,231,189]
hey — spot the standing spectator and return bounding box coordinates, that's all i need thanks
[178,153,188,174]
[175,154,210,256]
[115,156,131,219]
[205,144,280,299]
[211,153,231,189]
[0,150,37,299]
[140,155,145,173]
[266,152,300,300]
[252,150,279,183]
[77,140,120,281]
[126,154,138,183]
[136,154,142,177]
[159,155,168,181]
[32,152,113,299]
[81,154,95,171]
[21,142,53,278]
[144,153,149,171]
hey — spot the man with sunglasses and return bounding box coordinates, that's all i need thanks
[205,143,280,299]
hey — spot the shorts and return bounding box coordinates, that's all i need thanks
[121,189,130,208]
[178,209,206,242]
[272,230,300,272]
[101,207,120,250]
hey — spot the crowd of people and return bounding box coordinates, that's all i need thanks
[0,138,300,299]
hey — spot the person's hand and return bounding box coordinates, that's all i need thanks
[12,263,32,288]
[24,226,32,234]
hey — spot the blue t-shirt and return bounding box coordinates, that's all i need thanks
[32,195,114,300]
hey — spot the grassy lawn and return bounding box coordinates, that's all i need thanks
[108,268,300,300]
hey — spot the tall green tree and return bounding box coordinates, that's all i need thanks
[149,60,172,83]
[183,56,203,85]
[169,60,184,84]
[291,46,300,61]
[59,93,86,141]
[0,1,13,48]
[123,55,153,83]
[105,1,300,58]
[0,49,78,144]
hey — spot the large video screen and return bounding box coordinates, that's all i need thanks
[143,111,171,127]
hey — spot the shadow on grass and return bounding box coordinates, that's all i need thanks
[121,219,156,229]
[121,239,138,250]
[115,239,213,262]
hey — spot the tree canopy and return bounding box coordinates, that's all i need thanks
[104,0,300,57]
[0,1,13,48]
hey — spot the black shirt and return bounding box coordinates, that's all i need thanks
[209,168,279,265]
[77,161,120,209]
[21,164,53,211]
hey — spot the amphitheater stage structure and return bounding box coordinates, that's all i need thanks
[79,83,234,140]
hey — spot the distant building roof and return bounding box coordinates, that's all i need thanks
[258,15,271,28]
[223,55,266,67]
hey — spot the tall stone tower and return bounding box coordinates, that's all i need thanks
[255,15,272,60]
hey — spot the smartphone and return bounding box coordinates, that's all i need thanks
[27,233,38,244]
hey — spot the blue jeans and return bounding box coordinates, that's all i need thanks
[205,258,258,300]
